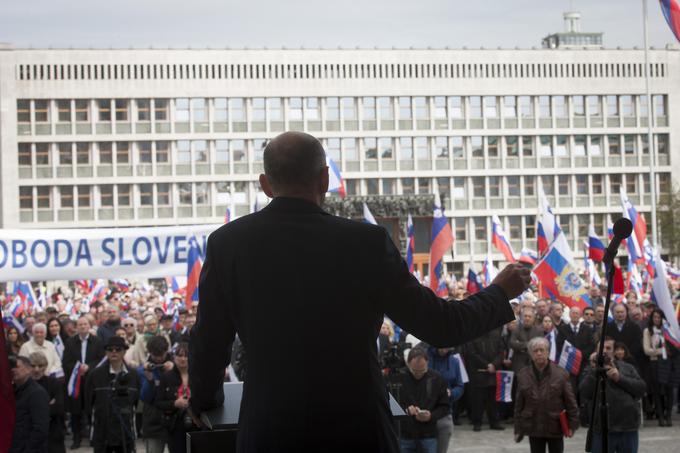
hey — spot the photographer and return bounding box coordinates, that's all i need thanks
[137,335,173,453]
[579,336,646,453]
[85,336,140,453]
[155,342,191,453]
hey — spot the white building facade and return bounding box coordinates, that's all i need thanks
[0,46,678,273]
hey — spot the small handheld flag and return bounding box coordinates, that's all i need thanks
[558,341,583,376]
[406,214,415,273]
[495,370,514,402]
[67,361,83,399]
[467,265,483,295]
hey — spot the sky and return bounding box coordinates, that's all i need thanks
[0,0,676,49]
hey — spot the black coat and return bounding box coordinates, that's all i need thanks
[464,328,504,387]
[606,321,644,366]
[558,322,596,365]
[394,369,449,439]
[62,334,105,414]
[36,376,65,453]
[188,196,515,453]
[84,361,140,450]
[10,378,49,453]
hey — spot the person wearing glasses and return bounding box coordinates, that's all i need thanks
[85,336,140,453]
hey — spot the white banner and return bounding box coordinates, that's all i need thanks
[0,224,221,281]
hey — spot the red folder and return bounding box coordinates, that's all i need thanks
[559,410,572,438]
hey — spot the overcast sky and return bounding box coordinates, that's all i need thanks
[0,0,676,49]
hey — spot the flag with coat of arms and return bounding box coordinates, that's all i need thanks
[533,243,591,311]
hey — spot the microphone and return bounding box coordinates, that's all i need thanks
[602,218,633,265]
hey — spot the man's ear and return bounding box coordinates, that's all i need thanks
[319,166,329,194]
[259,174,275,198]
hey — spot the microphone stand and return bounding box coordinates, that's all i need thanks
[585,256,616,452]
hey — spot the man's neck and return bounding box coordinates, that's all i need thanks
[274,194,322,207]
[79,333,89,341]
[110,361,124,373]
[14,376,29,387]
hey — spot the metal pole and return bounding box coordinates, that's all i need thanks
[643,0,659,250]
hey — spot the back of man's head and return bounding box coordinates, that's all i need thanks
[263,132,326,193]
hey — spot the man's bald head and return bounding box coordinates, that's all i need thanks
[263,132,326,193]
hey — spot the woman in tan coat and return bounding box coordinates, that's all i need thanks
[514,337,579,453]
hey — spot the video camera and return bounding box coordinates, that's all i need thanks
[380,341,412,375]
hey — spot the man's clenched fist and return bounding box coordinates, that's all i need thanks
[491,263,532,299]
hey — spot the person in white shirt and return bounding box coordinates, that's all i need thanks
[18,323,63,377]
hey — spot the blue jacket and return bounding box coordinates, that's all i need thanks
[427,347,464,405]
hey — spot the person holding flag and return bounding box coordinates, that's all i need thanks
[514,337,579,452]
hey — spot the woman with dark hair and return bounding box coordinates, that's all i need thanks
[643,308,680,426]
[156,342,191,453]
[46,317,65,360]
[5,326,25,355]
[613,342,636,368]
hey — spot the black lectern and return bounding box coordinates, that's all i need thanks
[187,382,407,452]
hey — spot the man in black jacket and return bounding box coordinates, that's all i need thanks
[394,348,449,453]
[10,356,49,453]
[188,131,531,453]
[606,304,644,368]
[62,315,105,449]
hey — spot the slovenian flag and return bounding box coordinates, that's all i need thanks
[588,224,606,262]
[224,207,231,224]
[326,156,346,198]
[13,281,37,310]
[406,214,415,273]
[185,234,203,310]
[533,244,591,310]
[650,251,680,344]
[627,260,643,295]
[467,265,483,295]
[660,0,680,42]
[67,361,83,399]
[482,254,498,287]
[429,194,454,297]
[545,330,558,362]
[558,341,583,376]
[491,215,516,263]
[363,203,377,225]
[453,353,469,384]
[495,370,514,402]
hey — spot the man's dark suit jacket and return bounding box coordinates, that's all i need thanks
[189,197,514,453]
[62,334,105,414]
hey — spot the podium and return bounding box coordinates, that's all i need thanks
[187,382,406,453]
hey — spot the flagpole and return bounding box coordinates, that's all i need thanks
[642,0,659,250]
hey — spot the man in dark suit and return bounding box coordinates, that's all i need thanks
[188,131,531,453]
[606,303,643,367]
[62,315,105,449]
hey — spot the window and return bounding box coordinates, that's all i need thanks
[524,176,535,196]
[118,184,131,206]
[177,141,191,163]
[138,141,152,163]
[559,215,571,236]
[77,185,91,207]
[252,98,265,121]
[253,139,267,162]
[401,178,415,195]
[449,96,463,118]
[592,175,603,194]
[36,187,51,208]
[154,99,169,121]
[488,176,501,197]
[522,136,534,156]
[657,134,669,155]
[574,136,586,156]
[558,175,570,195]
[539,136,552,156]
[483,96,498,117]
[452,177,466,198]
[507,176,520,196]
[626,174,637,194]
[34,100,49,122]
[577,215,589,238]
[642,173,650,194]
[366,179,379,195]
[435,137,448,158]
[415,137,429,160]
[326,97,339,120]
[452,137,464,158]
[98,142,112,164]
[17,100,30,123]
[139,184,153,206]
[214,98,228,121]
[193,140,208,163]
[156,141,169,163]
[305,98,319,119]
[398,97,411,119]
[267,98,283,121]
[555,136,568,156]
[18,143,31,166]
[503,96,517,117]
[100,185,113,207]
[97,100,111,121]
[639,95,649,117]
[469,96,482,118]
[508,216,521,239]
[116,142,130,164]
[364,138,377,159]
[215,140,229,163]
[474,217,487,240]
[437,177,450,199]
[232,140,246,162]
[399,137,413,159]
[519,96,532,117]
[378,97,393,119]
[76,142,90,165]
[414,97,427,119]
[621,95,633,117]
[175,98,190,122]
[326,138,340,161]
[576,175,588,195]
[538,96,550,118]
[659,173,671,194]
[114,99,129,121]
[345,180,358,196]
[343,138,358,161]
[157,183,170,205]
[57,100,71,122]
[654,95,666,116]
[341,97,356,120]
[472,177,485,197]
[587,95,601,116]
[608,135,620,155]
[290,97,304,121]
[471,136,483,157]
[382,179,395,195]
[60,186,73,208]
[624,135,635,155]
[19,187,33,209]
[590,136,602,155]
[572,96,585,116]
[610,174,622,194]
[195,182,209,205]
[137,99,151,121]
[433,97,446,119]
[191,98,207,122]
[454,218,467,241]
[525,215,536,239]
[417,177,431,194]
[487,137,499,157]
[75,100,89,122]
[178,183,192,205]
[554,96,567,117]
[606,96,618,116]
[541,175,554,195]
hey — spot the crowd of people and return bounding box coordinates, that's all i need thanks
[2,271,680,453]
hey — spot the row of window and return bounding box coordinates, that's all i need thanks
[16,134,671,168]
[16,94,668,125]
[18,173,671,213]
[15,60,668,81]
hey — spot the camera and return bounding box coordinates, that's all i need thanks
[145,361,165,371]
[380,341,412,375]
